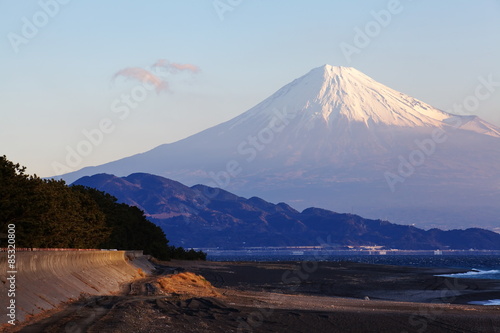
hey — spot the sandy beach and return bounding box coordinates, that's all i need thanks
[14,260,500,333]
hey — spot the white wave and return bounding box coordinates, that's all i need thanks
[436,269,500,279]
[468,299,500,306]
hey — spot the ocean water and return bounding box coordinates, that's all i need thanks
[208,253,500,277]
[208,253,500,305]
[436,269,500,280]
[468,299,500,306]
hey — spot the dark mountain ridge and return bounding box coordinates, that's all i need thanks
[73,173,500,250]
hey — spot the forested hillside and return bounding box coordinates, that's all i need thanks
[0,156,205,260]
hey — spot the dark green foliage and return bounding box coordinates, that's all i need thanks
[71,186,172,260]
[168,246,207,260]
[0,156,205,260]
[0,156,109,248]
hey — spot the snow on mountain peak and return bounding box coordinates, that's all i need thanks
[300,64,452,127]
[318,64,365,79]
[237,64,455,132]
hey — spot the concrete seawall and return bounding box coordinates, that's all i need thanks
[0,250,155,325]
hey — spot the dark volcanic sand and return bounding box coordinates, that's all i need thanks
[13,260,500,333]
[183,260,500,304]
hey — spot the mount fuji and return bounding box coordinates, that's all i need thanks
[58,65,500,231]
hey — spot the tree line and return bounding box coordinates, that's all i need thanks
[0,156,205,260]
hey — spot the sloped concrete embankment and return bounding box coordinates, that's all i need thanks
[0,250,155,324]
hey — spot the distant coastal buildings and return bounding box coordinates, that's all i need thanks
[195,247,500,258]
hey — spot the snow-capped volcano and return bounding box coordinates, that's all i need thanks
[58,65,500,231]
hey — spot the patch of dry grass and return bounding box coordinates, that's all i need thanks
[137,268,146,278]
[157,272,221,297]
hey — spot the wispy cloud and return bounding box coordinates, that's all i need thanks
[113,59,200,93]
[113,67,168,93]
[152,59,201,73]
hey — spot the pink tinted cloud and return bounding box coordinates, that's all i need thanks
[113,60,200,94]
[113,67,168,93]
[152,59,200,73]
[169,62,200,73]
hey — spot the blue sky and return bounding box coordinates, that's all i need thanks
[1,0,499,177]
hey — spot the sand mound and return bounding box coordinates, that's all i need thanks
[157,272,221,297]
